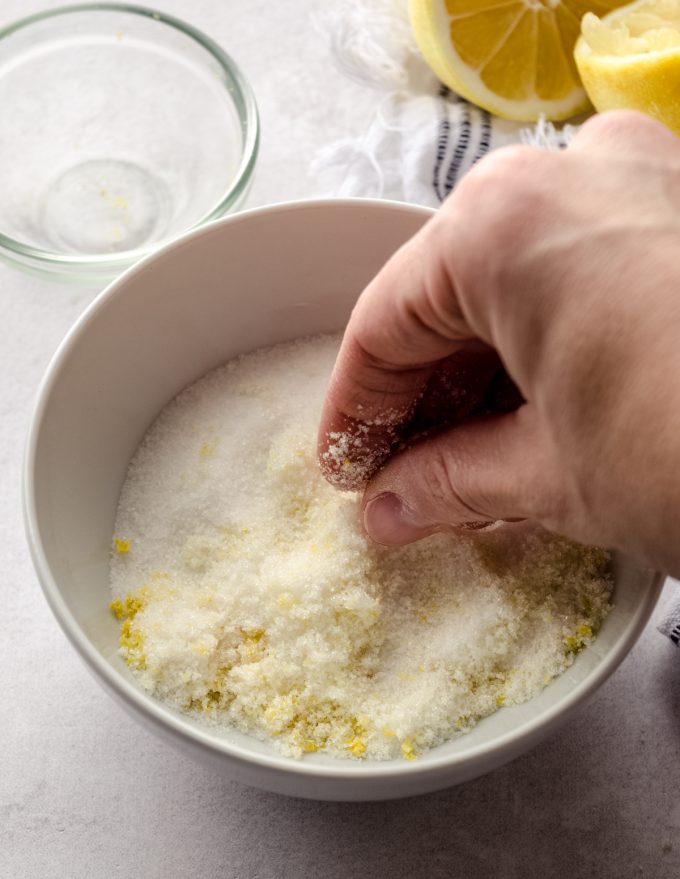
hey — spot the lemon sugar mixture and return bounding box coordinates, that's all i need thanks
[110,334,611,761]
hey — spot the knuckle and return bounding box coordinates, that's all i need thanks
[441,147,556,303]
[452,145,551,234]
[581,108,657,139]
[416,442,482,523]
[460,144,537,194]
[575,109,679,154]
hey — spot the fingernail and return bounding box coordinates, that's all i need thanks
[364,492,434,546]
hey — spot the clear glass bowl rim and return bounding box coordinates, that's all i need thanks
[0,2,260,274]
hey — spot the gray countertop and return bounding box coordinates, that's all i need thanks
[2,2,679,876]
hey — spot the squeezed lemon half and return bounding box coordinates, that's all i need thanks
[574,0,680,134]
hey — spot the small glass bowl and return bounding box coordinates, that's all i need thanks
[0,4,259,284]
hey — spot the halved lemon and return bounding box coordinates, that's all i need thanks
[574,0,680,134]
[409,0,628,121]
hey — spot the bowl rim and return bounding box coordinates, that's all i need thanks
[0,2,259,278]
[23,197,667,785]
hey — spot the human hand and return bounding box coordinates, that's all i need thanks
[318,111,680,575]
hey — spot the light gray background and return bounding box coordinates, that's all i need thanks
[2,2,679,877]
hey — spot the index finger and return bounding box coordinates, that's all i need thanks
[317,216,487,489]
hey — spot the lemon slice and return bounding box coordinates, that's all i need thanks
[574,0,680,134]
[409,0,627,121]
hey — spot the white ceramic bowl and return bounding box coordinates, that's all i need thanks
[24,199,664,801]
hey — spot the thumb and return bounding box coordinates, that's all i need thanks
[362,406,562,545]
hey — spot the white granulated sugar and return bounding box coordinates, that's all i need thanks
[110,334,612,761]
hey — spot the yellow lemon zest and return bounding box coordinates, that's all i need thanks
[346,736,366,757]
[401,738,417,761]
[199,441,216,459]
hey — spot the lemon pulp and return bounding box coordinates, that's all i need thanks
[410,0,628,120]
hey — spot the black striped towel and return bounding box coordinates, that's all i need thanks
[314,87,574,207]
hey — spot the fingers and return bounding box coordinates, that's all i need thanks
[317,144,547,491]
[319,106,680,567]
[319,111,676,500]
[318,348,502,491]
[318,215,481,489]
[362,405,562,546]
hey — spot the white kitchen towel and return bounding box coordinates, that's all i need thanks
[313,0,577,206]
[316,0,680,645]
